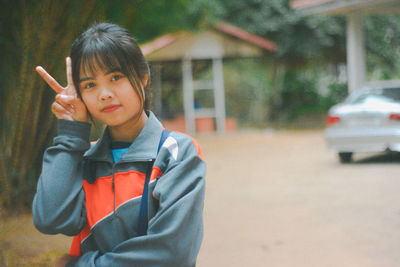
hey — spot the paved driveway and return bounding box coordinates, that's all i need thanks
[196,130,400,267]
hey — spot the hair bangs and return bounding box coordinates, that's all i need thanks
[79,37,125,78]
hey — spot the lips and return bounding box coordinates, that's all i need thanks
[102,104,121,113]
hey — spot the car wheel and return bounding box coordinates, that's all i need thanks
[338,152,352,163]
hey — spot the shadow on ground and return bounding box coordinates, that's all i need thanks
[352,152,400,164]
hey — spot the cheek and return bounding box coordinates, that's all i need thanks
[129,89,143,106]
[120,85,142,107]
[81,93,97,112]
[128,92,142,109]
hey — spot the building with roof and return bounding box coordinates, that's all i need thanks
[141,23,276,134]
[291,0,400,93]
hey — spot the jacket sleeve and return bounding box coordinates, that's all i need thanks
[32,119,90,236]
[66,135,206,267]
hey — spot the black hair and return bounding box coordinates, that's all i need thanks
[70,22,151,110]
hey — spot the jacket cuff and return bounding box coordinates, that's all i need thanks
[66,256,79,267]
[58,119,91,141]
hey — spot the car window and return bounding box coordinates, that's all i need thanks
[382,87,400,102]
[346,87,400,104]
[350,94,389,104]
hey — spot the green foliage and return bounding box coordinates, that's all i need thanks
[323,81,348,108]
[158,61,184,119]
[265,66,347,127]
[365,15,400,80]
[105,0,199,42]
[279,69,320,120]
[199,0,346,64]
[223,58,273,127]
[185,0,225,29]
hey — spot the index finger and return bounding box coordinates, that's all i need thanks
[66,57,77,97]
[66,57,73,87]
[35,66,64,93]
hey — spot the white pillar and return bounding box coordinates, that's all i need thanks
[182,58,196,135]
[346,12,366,93]
[212,58,226,134]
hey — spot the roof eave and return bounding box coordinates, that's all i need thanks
[141,23,278,58]
[291,0,400,15]
[214,22,277,52]
[141,32,187,56]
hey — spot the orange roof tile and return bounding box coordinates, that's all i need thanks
[214,22,277,52]
[141,32,187,56]
[291,0,333,9]
[141,22,277,56]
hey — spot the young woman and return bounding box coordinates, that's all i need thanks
[32,22,206,267]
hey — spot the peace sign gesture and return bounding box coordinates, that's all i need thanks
[36,57,88,122]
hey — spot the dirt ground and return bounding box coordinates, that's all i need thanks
[2,129,400,266]
[197,129,400,267]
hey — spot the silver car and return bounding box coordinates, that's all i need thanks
[324,84,400,163]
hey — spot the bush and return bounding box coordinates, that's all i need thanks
[223,57,273,128]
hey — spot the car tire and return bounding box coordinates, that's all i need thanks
[338,152,352,163]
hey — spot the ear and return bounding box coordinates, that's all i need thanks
[141,74,149,102]
[142,74,149,88]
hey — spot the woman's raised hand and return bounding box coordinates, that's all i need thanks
[36,57,88,122]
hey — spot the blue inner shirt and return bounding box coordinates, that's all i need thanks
[111,142,132,163]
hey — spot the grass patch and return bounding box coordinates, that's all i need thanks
[0,212,71,267]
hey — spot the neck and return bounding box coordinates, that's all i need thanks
[109,111,148,142]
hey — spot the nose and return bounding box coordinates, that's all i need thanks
[99,86,114,101]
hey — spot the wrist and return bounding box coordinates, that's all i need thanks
[58,119,91,141]
[74,116,89,123]
[72,111,89,123]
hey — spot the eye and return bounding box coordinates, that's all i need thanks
[81,82,96,90]
[111,74,124,81]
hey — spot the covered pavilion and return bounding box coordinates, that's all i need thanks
[141,23,276,134]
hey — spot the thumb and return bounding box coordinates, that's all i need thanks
[70,97,87,112]
[57,95,85,109]
[53,91,88,122]
[68,97,89,123]
[56,94,76,105]
[56,95,87,117]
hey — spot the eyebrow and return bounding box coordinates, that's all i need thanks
[105,67,122,75]
[79,77,93,83]
[79,67,123,83]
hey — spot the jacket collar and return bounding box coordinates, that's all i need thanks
[84,111,163,163]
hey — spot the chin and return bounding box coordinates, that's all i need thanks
[104,118,132,128]
[104,120,124,127]
[101,112,143,128]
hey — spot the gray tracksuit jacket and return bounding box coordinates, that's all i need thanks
[32,111,206,266]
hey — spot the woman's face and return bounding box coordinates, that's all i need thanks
[78,65,143,128]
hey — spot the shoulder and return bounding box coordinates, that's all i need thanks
[83,140,98,157]
[160,131,204,163]
[152,131,206,202]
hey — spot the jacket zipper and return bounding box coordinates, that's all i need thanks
[110,159,153,217]
[112,164,116,217]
